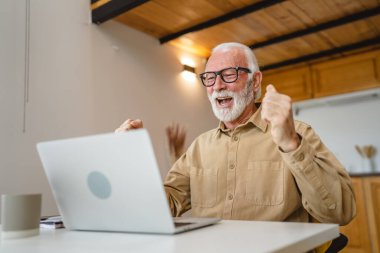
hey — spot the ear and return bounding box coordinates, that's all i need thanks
[252,71,262,93]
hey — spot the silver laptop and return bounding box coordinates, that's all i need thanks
[36,129,220,234]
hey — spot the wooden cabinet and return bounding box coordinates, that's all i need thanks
[364,177,380,253]
[262,49,380,101]
[340,177,372,253]
[312,50,380,98]
[340,176,380,253]
[262,66,313,102]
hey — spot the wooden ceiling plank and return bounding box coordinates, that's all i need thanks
[92,0,149,24]
[169,39,210,58]
[261,36,380,71]
[128,2,190,32]
[260,3,309,32]
[325,0,365,16]
[356,0,380,9]
[320,21,379,47]
[115,12,168,37]
[367,15,380,33]
[151,0,225,24]
[203,0,256,13]
[254,46,291,65]
[238,15,280,41]
[294,34,333,53]
[159,0,285,44]
[249,5,380,49]
[197,19,270,46]
[250,10,291,36]
[281,1,318,28]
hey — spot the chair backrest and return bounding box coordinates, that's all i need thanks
[312,216,348,253]
[325,233,348,253]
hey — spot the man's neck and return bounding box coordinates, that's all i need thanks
[224,102,258,130]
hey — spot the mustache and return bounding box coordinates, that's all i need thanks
[208,90,237,101]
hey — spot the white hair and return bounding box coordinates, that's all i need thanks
[211,42,261,100]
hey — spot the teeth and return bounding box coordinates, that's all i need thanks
[216,97,232,105]
[216,97,231,101]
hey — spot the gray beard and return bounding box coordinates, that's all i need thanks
[208,82,254,122]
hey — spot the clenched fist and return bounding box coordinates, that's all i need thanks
[261,84,300,152]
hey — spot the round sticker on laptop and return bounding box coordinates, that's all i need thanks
[87,171,112,199]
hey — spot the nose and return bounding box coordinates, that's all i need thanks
[213,75,226,91]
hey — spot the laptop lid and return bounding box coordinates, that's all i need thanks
[37,130,179,234]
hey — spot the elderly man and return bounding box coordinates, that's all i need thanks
[116,42,355,225]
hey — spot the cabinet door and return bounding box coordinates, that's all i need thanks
[311,50,380,98]
[364,177,380,253]
[261,66,313,102]
[340,177,372,253]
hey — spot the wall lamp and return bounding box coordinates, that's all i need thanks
[181,64,197,82]
[183,65,196,75]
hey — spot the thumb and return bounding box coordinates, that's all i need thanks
[266,84,277,93]
[131,119,143,128]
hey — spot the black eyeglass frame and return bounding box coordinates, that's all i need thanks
[199,67,252,87]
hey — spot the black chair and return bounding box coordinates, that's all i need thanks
[325,233,348,253]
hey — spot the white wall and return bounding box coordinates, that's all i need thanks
[0,0,216,216]
[294,91,380,174]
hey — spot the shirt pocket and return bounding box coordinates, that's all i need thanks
[245,161,284,206]
[190,166,218,208]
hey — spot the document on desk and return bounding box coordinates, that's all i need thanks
[40,216,64,229]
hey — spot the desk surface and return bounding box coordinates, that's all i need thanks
[0,220,338,253]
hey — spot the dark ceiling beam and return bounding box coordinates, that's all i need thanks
[92,0,149,24]
[91,0,100,4]
[250,5,380,49]
[260,36,380,71]
[159,0,285,44]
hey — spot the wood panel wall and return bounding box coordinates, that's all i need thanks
[262,49,380,101]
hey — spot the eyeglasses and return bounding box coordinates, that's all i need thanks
[199,67,252,87]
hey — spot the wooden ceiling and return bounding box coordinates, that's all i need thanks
[92,0,380,71]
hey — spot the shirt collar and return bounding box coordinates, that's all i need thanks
[216,103,268,134]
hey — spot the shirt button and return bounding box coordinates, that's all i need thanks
[296,153,305,161]
[229,164,235,170]
[328,203,336,210]
[228,194,233,200]
[233,136,239,141]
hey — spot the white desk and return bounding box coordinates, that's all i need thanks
[0,220,338,253]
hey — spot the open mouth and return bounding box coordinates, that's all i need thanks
[216,96,233,107]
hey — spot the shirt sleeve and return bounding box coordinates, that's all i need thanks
[163,151,192,217]
[280,121,356,225]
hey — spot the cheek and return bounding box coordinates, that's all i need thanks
[233,81,247,93]
[206,87,214,96]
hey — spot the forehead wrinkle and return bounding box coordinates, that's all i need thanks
[206,48,247,72]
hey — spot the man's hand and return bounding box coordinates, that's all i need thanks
[166,123,186,162]
[261,84,300,152]
[115,119,144,132]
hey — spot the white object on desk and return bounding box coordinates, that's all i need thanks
[0,220,338,253]
[1,194,42,239]
[36,130,219,234]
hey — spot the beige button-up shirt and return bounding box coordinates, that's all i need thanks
[164,106,356,225]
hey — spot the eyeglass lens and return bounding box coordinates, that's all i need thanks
[202,68,239,86]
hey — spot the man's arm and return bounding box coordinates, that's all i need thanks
[164,153,191,217]
[281,123,356,225]
[261,84,356,225]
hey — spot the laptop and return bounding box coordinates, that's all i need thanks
[36,129,220,234]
